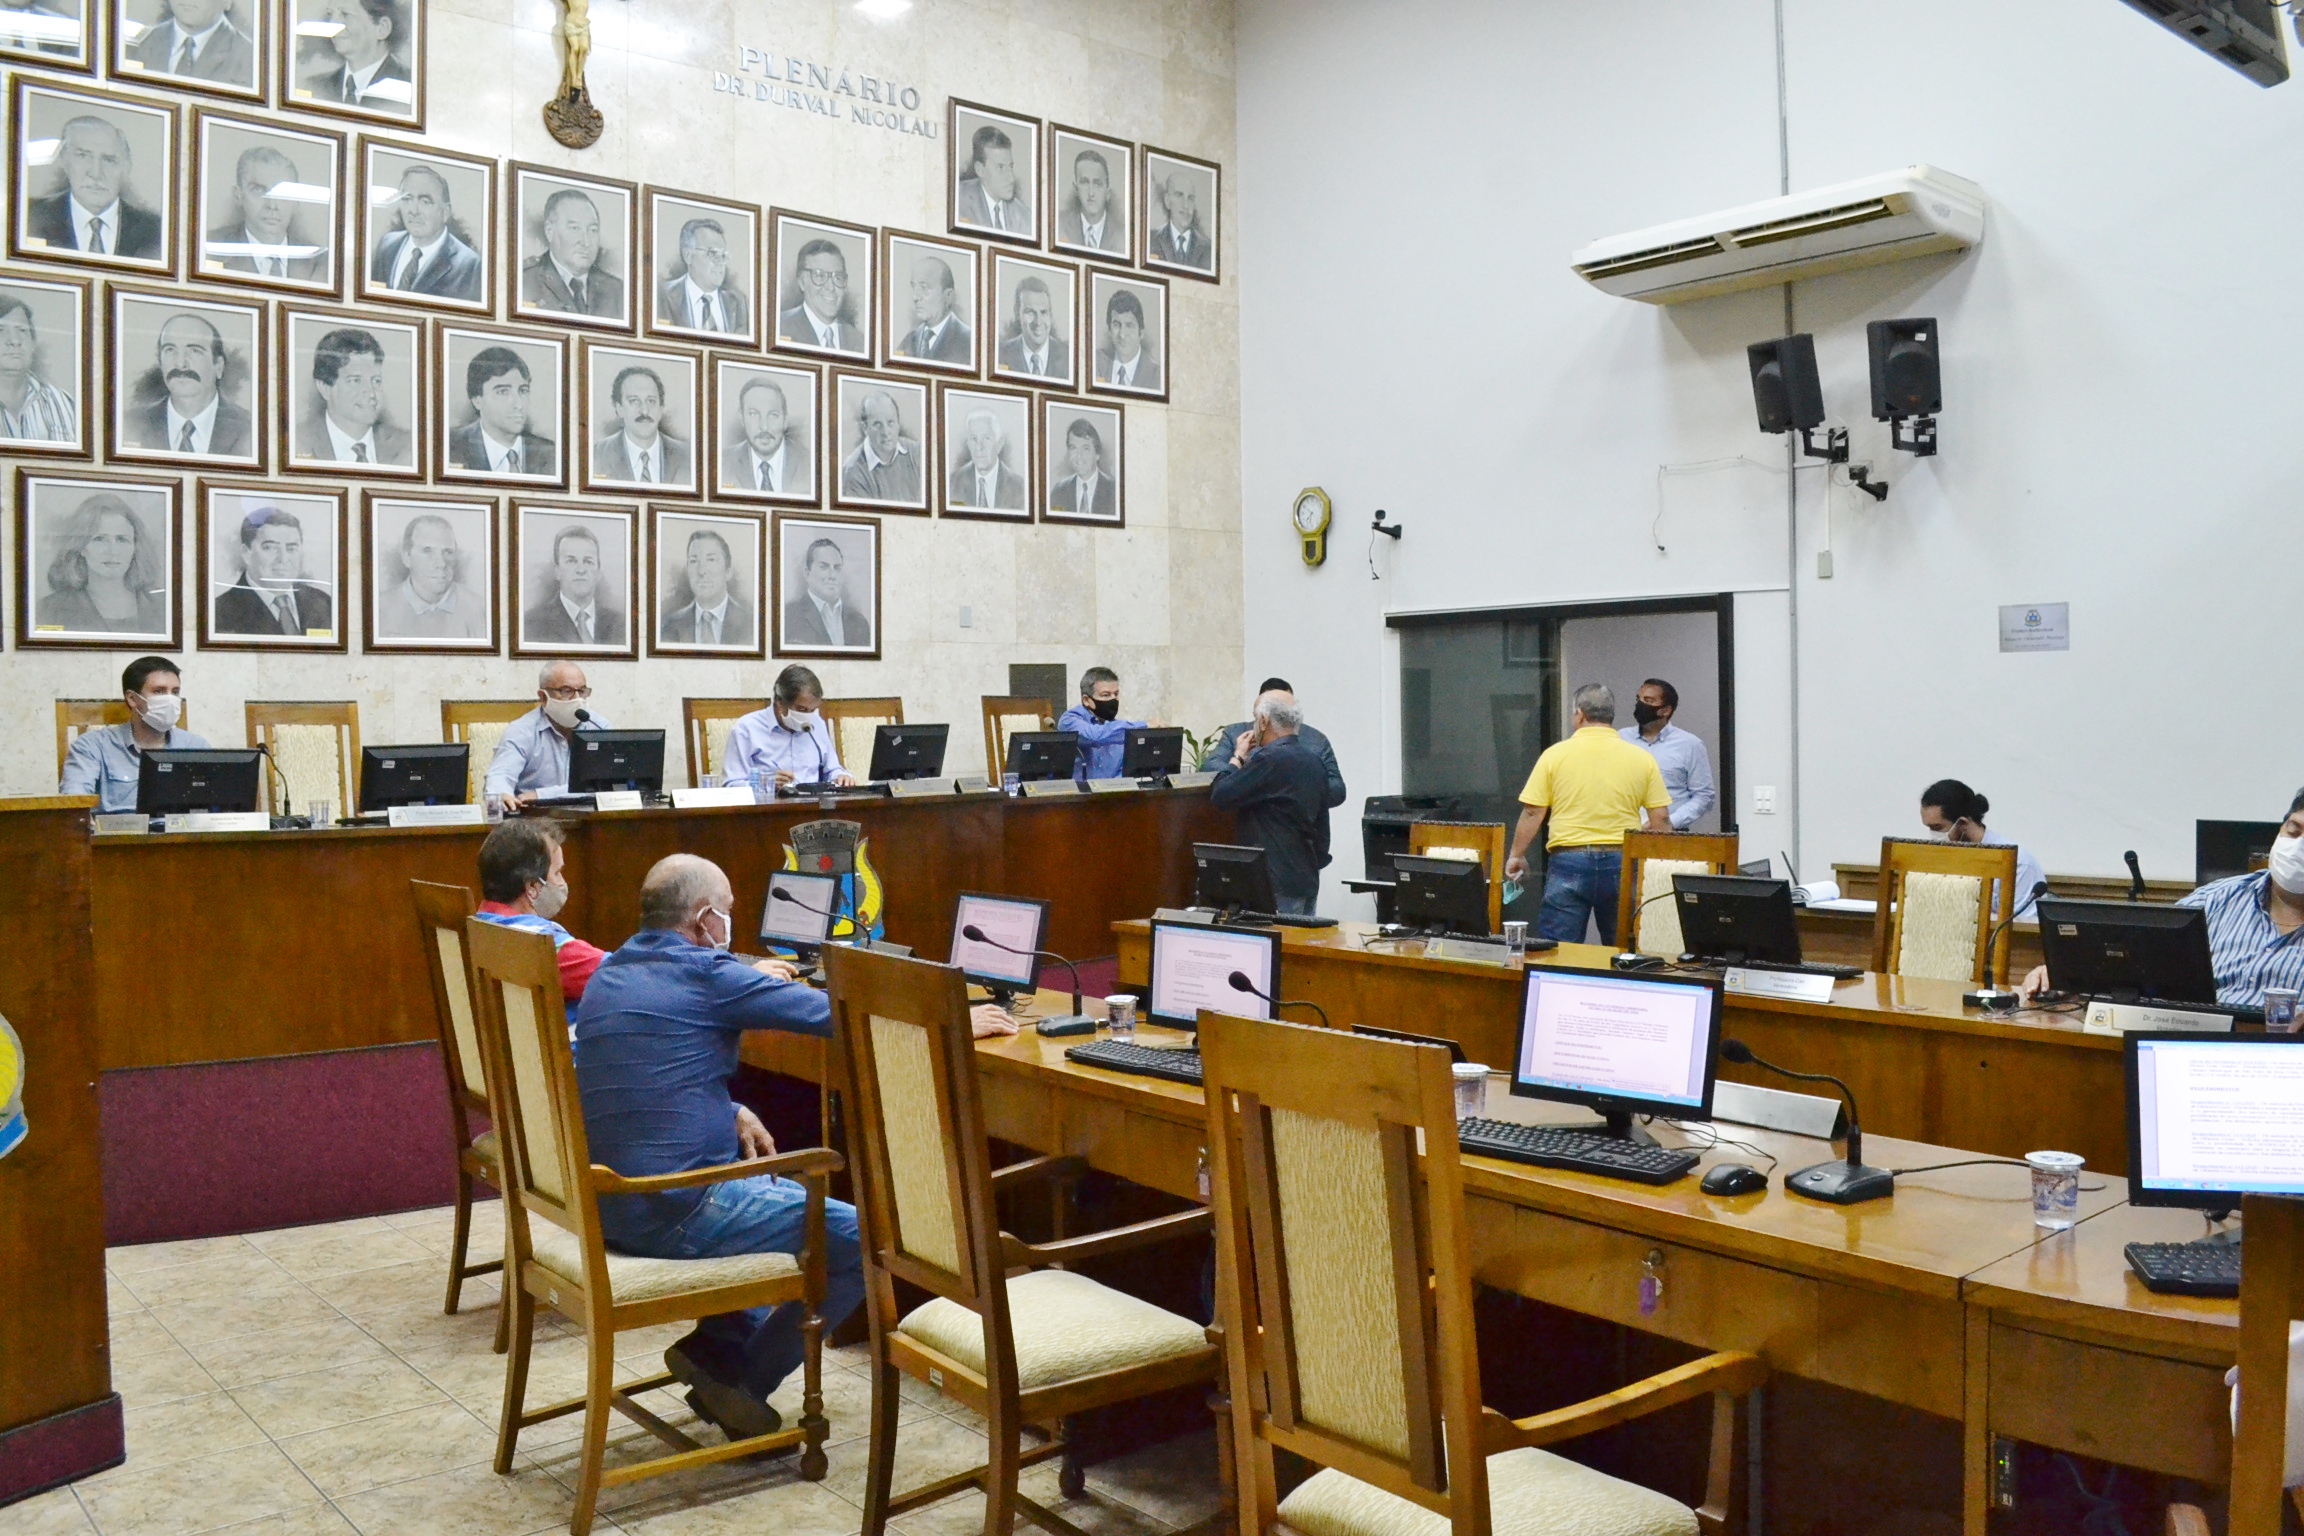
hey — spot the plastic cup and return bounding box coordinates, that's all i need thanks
[307,800,332,828]
[2267,988,2301,1033]
[1452,1063,1488,1122]
[1503,920,1529,957]
[1106,993,1138,1040]
[700,771,720,791]
[2025,1150,2084,1230]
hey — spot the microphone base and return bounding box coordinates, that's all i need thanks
[1786,1159,1896,1204]
[1032,1015,1099,1038]
[1963,986,2021,1014]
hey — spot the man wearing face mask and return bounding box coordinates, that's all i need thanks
[472,819,605,1004]
[1057,665,1157,784]
[483,660,611,814]
[721,664,852,791]
[1917,779,2045,920]
[60,654,211,812]
[1619,678,1715,832]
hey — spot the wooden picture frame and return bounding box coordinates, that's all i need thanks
[577,338,702,498]
[879,228,981,378]
[1139,144,1220,283]
[936,380,1033,523]
[1084,269,1170,404]
[642,185,761,350]
[362,487,498,653]
[196,478,347,651]
[110,0,266,102]
[282,0,425,127]
[771,510,879,660]
[768,209,873,364]
[947,98,1040,248]
[826,368,929,517]
[354,135,493,315]
[506,161,636,334]
[1,0,96,73]
[189,107,344,298]
[0,268,96,459]
[508,497,639,660]
[647,501,765,659]
[432,319,567,489]
[277,302,423,477]
[106,281,266,470]
[1039,395,1123,528]
[1046,123,1131,266]
[14,465,182,650]
[984,250,1078,393]
[710,354,820,505]
[9,77,177,277]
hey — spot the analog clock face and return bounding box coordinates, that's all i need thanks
[1293,491,1327,534]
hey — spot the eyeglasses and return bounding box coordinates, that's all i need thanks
[543,685,592,700]
[799,267,847,289]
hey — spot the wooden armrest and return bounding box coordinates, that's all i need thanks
[591,1146,845,1196]
[1000,1207,1213,1269]
[1482,1351,1766,1453]
[2165,1506,2211,1536]
[989,1155,1088,1191]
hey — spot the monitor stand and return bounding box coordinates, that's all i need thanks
[1565,1109,1659,1147]
[1215,904,1274,928]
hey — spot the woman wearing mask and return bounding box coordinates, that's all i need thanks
[1919,778,2046,920]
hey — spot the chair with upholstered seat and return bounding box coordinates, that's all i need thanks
[443,700,537,804]
[409,879,508,1353]
[823,943,1226,1536]
[980,695,1055,782]
[682,697,767,788]
[465,918,841,1535]
[246,701,359,817]
[1200,1011,1765,1536]
[823,697,905,778]
[1616,830,1741,959]
[56,698,192,778]
[1407,821,1508,934]
[1869,836,2018,985]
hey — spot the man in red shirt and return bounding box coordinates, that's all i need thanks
[473,818,606,1004]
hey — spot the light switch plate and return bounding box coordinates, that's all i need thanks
[1753,785,1777,814]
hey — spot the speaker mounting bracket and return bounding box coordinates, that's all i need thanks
[1798,426,1849,464]
[1847,464,1889,502]
[1889,415,1938,457]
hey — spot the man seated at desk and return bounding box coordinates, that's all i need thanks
[1209,691,1331,917]
[484,660,609,814]
[59,655,211,813]
[473,819,604,1004]
[722,664,852,790]
[1056,665,1154,783]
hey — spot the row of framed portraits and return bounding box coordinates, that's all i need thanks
[8,75,1193,389]
[14,468,894,660]
[0,273,1137,519]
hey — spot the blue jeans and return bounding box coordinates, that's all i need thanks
[614,1174,864,1402]
[1274,888,1316,918]
[1537,846,1623,946]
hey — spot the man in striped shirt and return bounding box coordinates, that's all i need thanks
[0,294,77,445]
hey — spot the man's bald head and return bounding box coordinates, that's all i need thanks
[638,853,733,932]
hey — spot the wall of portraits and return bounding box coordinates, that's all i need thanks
[0,0,1239,795]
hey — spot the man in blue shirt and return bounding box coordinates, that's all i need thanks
[721,664,852,790]
[59,655,212,812]
[1056,665,1154,783]
[1618,679,1716,832]
[1209,692,1331,916]
[485,660,611,813]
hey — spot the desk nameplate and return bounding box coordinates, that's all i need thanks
[1163,771,1219,790]
[1726,967,1837,1003]
[386,803,486,828]
[889,778,954,799]
[1086,778,1141,794]
[591,790,647,812]
[162,811,271,834]
[670,786,757,809]
[2081,1001,2232,1036]
[953,775,999,795]
[1425,935,1516,967]
[92,814,148,836]
[1021,780,1081,798]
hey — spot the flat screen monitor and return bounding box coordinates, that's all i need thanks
[1352,1022,1468,1064]
[948,892,1048,994]
[2127,1033,2304,1208]
[1672,874,1802,965]
[358,743,470,811]
[138,749,262,815]
[760,870,839,951]
[1391,852,1490,936]
[1192,842,1275,917]
[569,729,665,795]
[1509,964,1722,1138]
[1738,858,1774,877]
[1006,731,1079,782]
[1120,727,1186,778]
[868,723,948,782]
[2037,898,2218,1007]
[2197,819,2282,887]
[1147,920,1281,1032]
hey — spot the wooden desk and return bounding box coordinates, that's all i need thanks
[1112,921,2127,1170]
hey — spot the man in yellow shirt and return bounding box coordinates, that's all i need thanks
[1502,684,1671,945]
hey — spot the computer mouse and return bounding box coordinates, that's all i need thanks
[1611,952,1666,972]
[1700,1163,1768,1197]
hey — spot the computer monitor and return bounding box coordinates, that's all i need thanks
[1120,727,1186,778]
[1006,731,1079,783]
[2197,819,2282,886]
[760,870,840,953]
[948,892,1048,1001]
[1351,1022,1468,1064]
[568,729,665,795]
[1192,842,1276,919]
[2126,1033,2304,1208]
[2037,898,2218,1007]
[1509,964,1722,1142]
[1738,858,1774,878]
[358,743,470,812]
[137,749,262,815]
[1672,874,1802,965]
[1390,853,1491,936]
[1147,920,1281,1031]
[868,723,949,782]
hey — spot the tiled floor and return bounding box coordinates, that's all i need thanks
[4,1204,1224,1536]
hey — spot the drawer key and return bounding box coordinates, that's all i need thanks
[1639,1248,1665,1317]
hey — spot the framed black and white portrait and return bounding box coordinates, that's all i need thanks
[579,340,700,498]
[711,356,818,505]
[434,323,566,489]
[1047,124,1130,265]
[879,230,980,378]
[192,110,343,296]
[986,252,1077,392]
[197,479,345,650]
[1085,270,1169,404]
[768,211,872,363]
[644,187,759,349]
[828,369,929,517]
[936,382,1032,523]
[9,78,176,276]
[947,99,1038,247]
[508,163,635,333]
[14,467,180,649]
[362,489,496,652]
[279,305,421,477]
[283,0,422,125]
[649,503,763,658]
[107,285,264,469]
[1140,145,1219,282]
[772,511,878,660]
[1041,398,1123,528]
[0,0,92,71]
[0,271,94,458]
[509,499,637,660]
[112,0,264,100]
[355,137,490,313]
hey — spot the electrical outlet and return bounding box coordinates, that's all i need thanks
[1816,550,1834,579]
[1753,785,1778,815]
[959,605,972,628]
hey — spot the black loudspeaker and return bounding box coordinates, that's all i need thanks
[1867,318,1941,419]
[1746,335,1824,434]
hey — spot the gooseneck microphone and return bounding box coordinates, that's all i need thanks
[2125,850,2145,902]
[1966,879,2050,1013]
[1720,1038,1893,1204]
[1226,970,1331,1028]
[256,742,298,824]
[960,924,1096,1030]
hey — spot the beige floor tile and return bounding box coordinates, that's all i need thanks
[820,1411,989,1507]
[301,1260,452,1319]
[348,1294,538,1357]
[106,1309,182,1364]
[332,1457,578,1536]
[208,1505,361,1535]
[279,1400,499,1500]
[609,1473,865,1535]
[260,1229,438,1284]
[230,1355,451,1440]
[241,1217,401,1255]
[889,1468,1176,1536]
[111,1337,224,1408]
[0,1486,96,1534]
[408,1333,590,1446]
[121,1389,269,1471]
[1083,1431,1221,1528]
[74,1442,329,1536]
[186,1318,396,1391]
[107,1277,139,1317]
[521,1401,767,1516]
[764,1354,933,1444]
[118,1250,299,1311]
[106,1234,257,1278]
[148,1287,345,1350]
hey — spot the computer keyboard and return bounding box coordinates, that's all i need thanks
[1063,1039,1204,1085]
[1696,956,1865,981]
[1456,1117,1701,1185]
[2124,1239,2242,1297]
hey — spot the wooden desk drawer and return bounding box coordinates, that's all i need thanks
[1988,1321,2229,1482]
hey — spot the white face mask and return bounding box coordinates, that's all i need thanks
[2270,834,2304,896]
[529,874,569,920]
[135,692,183,732]
[543,697,584,731]
[781,706,820,731]
[705,905,734,951]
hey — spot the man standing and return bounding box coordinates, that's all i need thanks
[1619,678,1715,832]
[777,239,862,353]
[449,346,556,476]
[308,0,409,108]
[59,655,210,812]
[894,255,970,363]
[837,389,921,503]
[659,217,747,335]
[723,377,809,497]
[947,407,1025,511]
[955,125,1029,235]
[474,819,605,1004]
[294,327,411,466]
[523,525,624,646]
[1057,149,1124,254]
[1047,419,1114,518]
[661,528,752,647]
[125,313,253,457]
[779,539,870,648]
[1502,684,1671,946]
[521,188,623,319]
[1210,692,1331,917]
[125,0,254,88]
[591,364,690,487]
[484,660,609,813]
[204,146,321,280]
[27,115,163,259]
[1057,666,1151,784]
[996,277,1068,380]
[723,664,851,790]
[1093,292,1160,391]
[1147,172,1213,272]
[214,505,333,636]
[374,513,487,640]
[372,164,481,301]
[1200,678,1345,807]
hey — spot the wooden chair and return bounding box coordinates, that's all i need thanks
[409,879,508,1355]
[1408,821,1507,934]
[466,918,840,1535]
[1199,1012,1765,1536]
[682,697,766,788]
[1869,836,2017,985]
[981,695,1055,781]
[443,700,537,805]
[823,696,904,779]
[56,698,191,777]
[823,943,1224,1536]
[1617,830,1741,959]
[245,701,360,817]
[2224,1194,2304,1536]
